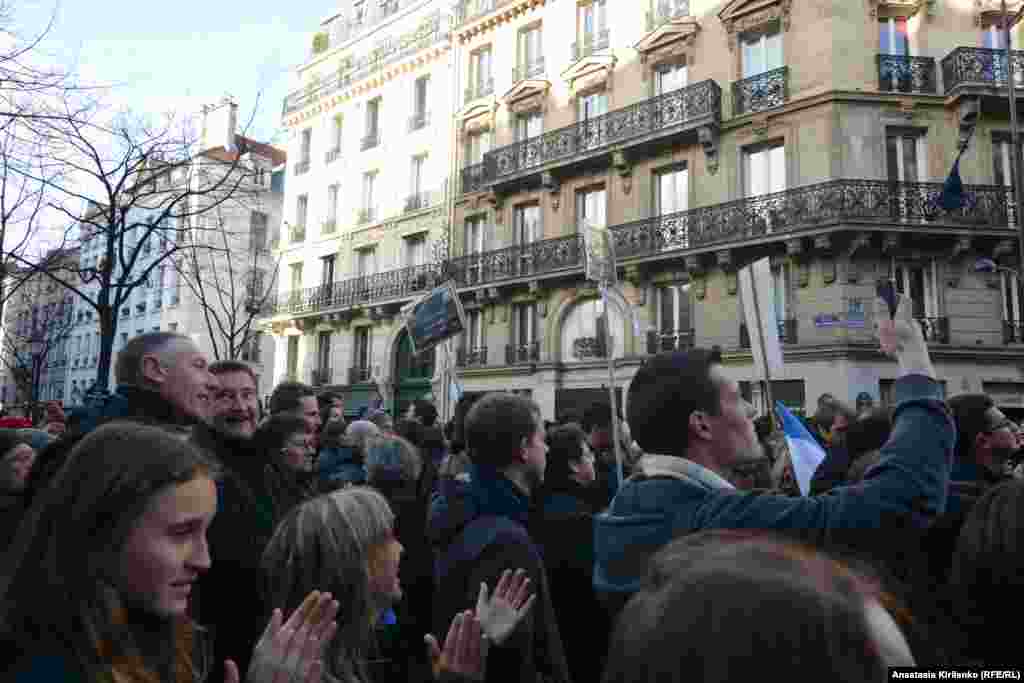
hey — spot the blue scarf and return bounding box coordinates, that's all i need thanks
[464,463,531,526]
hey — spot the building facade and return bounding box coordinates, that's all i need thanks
[264,0,1024,422]
[65,102,284,405]
[266,0,455,416]
[0,249,78,408]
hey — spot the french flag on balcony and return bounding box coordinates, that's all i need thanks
[938,151,965,212]
[775,401,827,497]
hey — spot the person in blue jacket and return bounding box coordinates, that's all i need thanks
[593,295,955,612]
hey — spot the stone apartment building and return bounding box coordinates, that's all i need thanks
[263,0,1024,421]
[267,0,455,415]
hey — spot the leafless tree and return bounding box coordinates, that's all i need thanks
[175,203,281,362]
[9,91,268,390]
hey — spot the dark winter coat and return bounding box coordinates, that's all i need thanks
[428,465,570,683]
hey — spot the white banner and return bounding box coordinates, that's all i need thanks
[738,257,784,381]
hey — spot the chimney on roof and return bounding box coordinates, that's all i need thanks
[201,96,239,153]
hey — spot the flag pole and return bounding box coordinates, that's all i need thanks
[1003,0,1024,335]
[747,264,776,427]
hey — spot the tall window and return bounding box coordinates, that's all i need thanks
[321,254,336,287]
[330,115,343,153]
[356,247,377,277]
[470,47,493,97]
[287,336,299,379]
[741,21,783,78]
[465,215,487,255]
[299,128,312,163]
[296,194,309,229]
[655,61,687,96]
[886,129,925,183]
[317,331,331,373]
[879,17,909,56]
[894,262,939,321]
[1002,270,1023,330]
[413,77,429,124]
[405,234,427,268]
[657,284,693,344]
[289,262,303,292]
[326,184,339,226]
[515,111,543,142]
[994,136,1018,188]
[410,155,426,198]
[364,98,381,146]
[465,131,490,166]
[466,310,484,351]
[518,25,543,76]
[355,327,372,370]
[576,187,607,230]
[514,203,541,274]
[361,172,377,216]
[744,141,786,197]
[578,0,607,47]
[655,165,688,214]
[513,302,538,347]
[577,92,608,120]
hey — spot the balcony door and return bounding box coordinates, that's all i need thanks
[317,331,332,377]
[655,61,687,96]
[354,327,372,378]
[741,21,782,78]
[465,215,489,283]
[894,262,941,342]
[744,142,785,233]
[657,284,692,351]
[576,186,607,231]
[887,129,927,220]
[514,203,541,274]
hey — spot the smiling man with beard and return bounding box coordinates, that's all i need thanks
[192,362,318,683]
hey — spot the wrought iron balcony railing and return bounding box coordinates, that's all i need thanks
[294,160,310,176]
[311,367,332,387]
[1004,320,1024,344]
[408,111,430,131]
[290,225,306,243]
[646,329,695,354]
[485,79,721,184]
[646,0,690,30]
[513,58,546,82]
[447,233,581,287]
[361,132,381,151]
[465,78,494,103]
[348,366,372,384]
[456,346,488,367]
[876,54,937,94]
[322,219,337,235]
[942,47,1024,94]
[461,162,490,194]
[572,336,606,359]
[325,148,341,164]
[404,191,438,213]
[916,316,950,344]
[505,341,541,364]
[732,66,789,116]
[571,29,610,62]
[270,263,442,316]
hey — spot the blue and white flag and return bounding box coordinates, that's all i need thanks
[775,401,828,497]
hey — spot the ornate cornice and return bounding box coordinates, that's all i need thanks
[719,0,792,51]
[634,18,700,63]
[866,0,936,20]
[456,0,549,44]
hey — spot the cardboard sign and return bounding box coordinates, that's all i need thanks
[583,222,617,285]
[404,280,467,356]
[738,258,784,380]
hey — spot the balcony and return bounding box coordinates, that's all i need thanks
[294,160,310,176]
[512,58,545,82]
[876,55,937,94]
[325,149,341,164]
[348,366,373,384]
[942,47,1024,97]
[646,0,690,30]
[646,329,695,354]
[404,191,438,213]
[361,132,381,151]
[465,78,494,104]
[322,219,337,235]
[570,29,610,62]
[917,317,950,344]
[461,162,489,194]
[408,112,430,132]
[290,224,306,243]
[270,262,442,316]
[1004,321,1024,344]
[505,341,540,364]
[311,367,332,387]
[732,66,789,117]
[356,207,378,225]
[571,336,606,360]
[481,79,721,193]
[455,0,495,25]
[457,347,488,367]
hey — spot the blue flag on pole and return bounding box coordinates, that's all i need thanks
[939,151,966,212]
[775,401,828,497]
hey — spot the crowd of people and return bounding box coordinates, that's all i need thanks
[0,294,1021,681]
